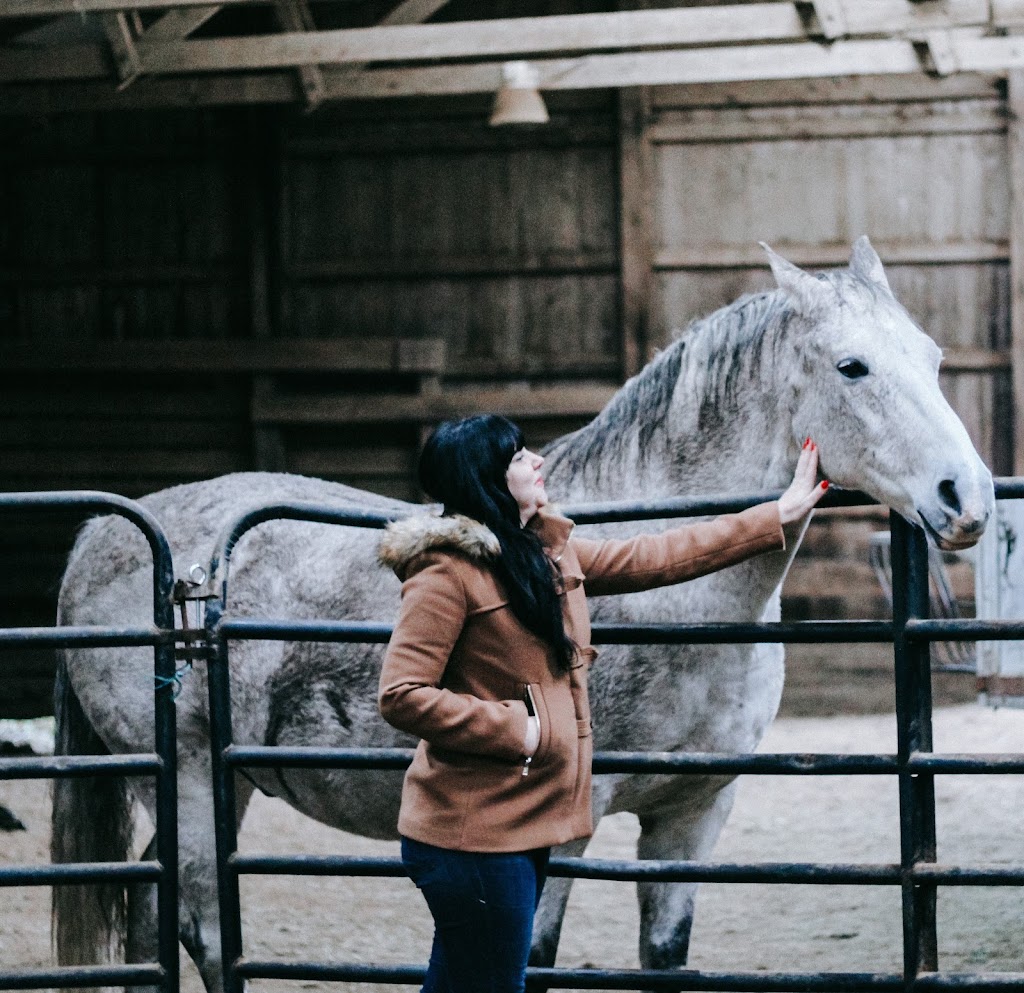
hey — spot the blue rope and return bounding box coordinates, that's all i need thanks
[154,660,193,700]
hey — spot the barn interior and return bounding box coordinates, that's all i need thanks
[2,0,1023,716]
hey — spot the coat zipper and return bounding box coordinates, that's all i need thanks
[523,684,539,777]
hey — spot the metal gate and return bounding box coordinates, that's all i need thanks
[0,492,179,993]
[202,480,1024,993]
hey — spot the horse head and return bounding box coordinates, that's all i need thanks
[763,236,994,550]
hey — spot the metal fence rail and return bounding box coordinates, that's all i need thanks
[203,483,1024,993]
[0,492,179,993]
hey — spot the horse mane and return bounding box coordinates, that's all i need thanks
[543,287,792,482]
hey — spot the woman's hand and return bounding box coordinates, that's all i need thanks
[778,439,829,525]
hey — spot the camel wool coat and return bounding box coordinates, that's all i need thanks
[377,502,785,853]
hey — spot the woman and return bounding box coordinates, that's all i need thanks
[378,414,825,993]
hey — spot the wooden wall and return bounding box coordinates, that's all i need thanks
[0,72,1014,714]
[636,73,1013,622]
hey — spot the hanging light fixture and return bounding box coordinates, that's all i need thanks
[489,61,549,126]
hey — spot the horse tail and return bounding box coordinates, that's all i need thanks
[51,649,134,967]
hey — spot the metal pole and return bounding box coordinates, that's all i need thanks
[151,530,179,993]
[890,514,938,986]
[205,599,245,993]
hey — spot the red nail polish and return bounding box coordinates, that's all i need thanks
[821,480,829,490]
[803,438,810,450]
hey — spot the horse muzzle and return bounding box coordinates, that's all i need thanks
[917,466,994,550]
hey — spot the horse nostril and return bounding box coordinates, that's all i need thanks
[938,478,962,517]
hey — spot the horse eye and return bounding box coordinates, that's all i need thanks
[837,358,869,379]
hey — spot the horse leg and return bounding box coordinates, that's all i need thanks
[126,775,255,993]
[527,835,588,993]
[636,782,738,976]
[125,834,160,993]
[530,835,589,965]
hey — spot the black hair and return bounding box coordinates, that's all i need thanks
[418,414,575,673]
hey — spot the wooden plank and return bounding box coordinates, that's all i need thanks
[143,6,221,42]
[0,338,446,373]
[274,0,326,110]
[312,40,930,97]
[654,239,1010,271]
[288,447,415,476]
[0,450,246,476]
[284,251,618,280]
[132,5,1005,76]
[0,262,237,283]
[8,0,986,24]
[618,87,653,380]
[379,0,450,26]
[1009,71,1024,474]
[100,10,142,87]
[941,349,1012,372]
[947,33,1024,74]
[245,111,286,472]
[0,418,247,447]
[252,385,618,425]
[650,73,1001,109]
[0,73,301,115]
[0,22,967,86]
[450,355,620,378]
[648,99,1005,145]
[0,385,244,418]
[135,6,805,73]
[283,118,615,156]
[0,0,299,11]
[994,0,1024,28]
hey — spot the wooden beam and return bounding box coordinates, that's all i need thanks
[618,87,654,380]
[650,73,1001,109]
[99,10,141,87]
[379,0,450,27]
[143,5,221,41]
[283,251,618,280]
[0,0,366,11]
[940,349,1012,372]
[0,339,447,374]
[131,8,1001,77]
[328,0,450,89]
[274,0,325,110]
[1009,70,1024,474]
[251,385,618,425]
[654,239,1009,271]
[809,0,848,40]
[0,35,936,88]
[648,100,1005,145]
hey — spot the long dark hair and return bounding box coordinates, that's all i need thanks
[418,414,575,673]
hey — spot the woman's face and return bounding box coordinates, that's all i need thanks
[506,447,548,526]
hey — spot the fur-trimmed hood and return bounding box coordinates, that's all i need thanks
[378,508,576,578]
[378,513,500,577]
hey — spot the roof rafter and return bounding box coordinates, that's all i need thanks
[3,1,1016,85]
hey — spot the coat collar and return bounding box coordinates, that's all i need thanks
[378,506,575,577]
[526,505,575,562]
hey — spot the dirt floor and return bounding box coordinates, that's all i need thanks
[1,641,1021,993]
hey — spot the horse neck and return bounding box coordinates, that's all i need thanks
[546,293,801,505]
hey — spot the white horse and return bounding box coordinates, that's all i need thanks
[51,238,993,989]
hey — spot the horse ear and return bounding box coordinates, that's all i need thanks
[848,235,892,293]
[759,241,831,316]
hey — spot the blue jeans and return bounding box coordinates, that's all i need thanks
[401,836,550,993]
